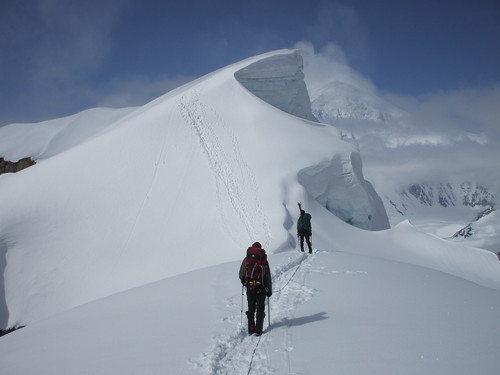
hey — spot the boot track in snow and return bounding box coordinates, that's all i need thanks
[178,88,270,245]
[194,252,316,374]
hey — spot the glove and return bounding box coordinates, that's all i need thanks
[266,291,272,297]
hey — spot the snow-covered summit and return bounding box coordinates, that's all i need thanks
[0,50,390,327]
[386,182,495,219]
[1,49,500,375]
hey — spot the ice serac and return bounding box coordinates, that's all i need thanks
[298,151,390,230]
[234,51,318,122]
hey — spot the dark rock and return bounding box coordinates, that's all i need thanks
[0,157,36,175]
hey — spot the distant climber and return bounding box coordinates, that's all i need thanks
[497,252,500,261]
[297,202,313,253]
[239,242,272,336]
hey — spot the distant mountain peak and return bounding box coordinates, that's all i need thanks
[309,80,404,124]
[391,182,495,212]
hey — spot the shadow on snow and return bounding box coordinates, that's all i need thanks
[267,312,328,332]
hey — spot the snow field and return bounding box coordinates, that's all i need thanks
[1,246,499,374]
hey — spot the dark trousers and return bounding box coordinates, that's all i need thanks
[298,230,312,252]
[246,289,266,333]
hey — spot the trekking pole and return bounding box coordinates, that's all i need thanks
[241,284,244,325]
[267,296,271,328]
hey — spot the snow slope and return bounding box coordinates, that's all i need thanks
[0,244,499,375]
[0,50,386,327]
[0,107,136,161]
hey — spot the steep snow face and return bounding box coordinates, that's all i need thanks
[234,51,317,122]
[298,152,390,230]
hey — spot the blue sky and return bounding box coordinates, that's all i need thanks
[0,0,499,126]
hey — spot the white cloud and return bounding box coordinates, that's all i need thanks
[386,86,500,139]
[304,1,368,63]
[295,41,377,96]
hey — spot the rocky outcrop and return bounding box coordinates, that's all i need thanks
[0,157,36,175]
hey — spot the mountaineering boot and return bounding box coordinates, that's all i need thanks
[255,311,265,336]
[248,324,256,335]
[246,311,256,335]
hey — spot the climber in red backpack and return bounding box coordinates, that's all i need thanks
[239,242,272,335]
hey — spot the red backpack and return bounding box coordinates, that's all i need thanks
[243,246,267,288]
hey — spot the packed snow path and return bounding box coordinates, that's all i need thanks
[179,88,270,245]
[195,251,318,374]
